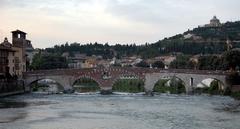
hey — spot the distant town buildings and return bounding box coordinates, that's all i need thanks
[0,30,34,78]
[63,53,107,69]
[119,56,142,67]
[146,56,176,69]
[61,51,179,69]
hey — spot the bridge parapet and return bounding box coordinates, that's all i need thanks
[24,67,229,76]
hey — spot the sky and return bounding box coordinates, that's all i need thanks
[0,0,240,48]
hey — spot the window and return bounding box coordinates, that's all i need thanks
[15,57,20,63]
[190,78,193,86]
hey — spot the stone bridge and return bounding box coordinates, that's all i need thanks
[23,67,229,94]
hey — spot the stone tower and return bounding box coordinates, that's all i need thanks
[12,30,27,47]
[11,30,28,77]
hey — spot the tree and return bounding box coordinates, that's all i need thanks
[226,72,240,86]
[31,53,68,70]
[135,61,149,68]
[169,55,191,69]
[223,49,240,70]
[197,55,223,70]
[152,61,165,68]
[30,52,43,70]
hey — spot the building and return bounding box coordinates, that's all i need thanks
[0,42,15,77]
[119,56,142,67]
[66,53,107,69]
[11,30,29,77]
[205,16,221,27]
[66,53,87,69]
[154,56,176,69]
[25,40,35,64]
[0,30,34,78]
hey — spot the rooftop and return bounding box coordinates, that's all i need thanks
[11,29,27,34]
[0,44,15,52]
[1,37,12,48]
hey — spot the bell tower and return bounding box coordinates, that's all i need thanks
[12,30,27,47]
[11,30,28,77]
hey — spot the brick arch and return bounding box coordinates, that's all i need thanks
[71,75,102,88]
[74,68,146,91]
[111,73,145,87]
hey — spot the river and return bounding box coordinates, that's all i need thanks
[0,93,240,129]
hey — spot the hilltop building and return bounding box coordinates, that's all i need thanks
[205,16,222,27]
[0,30,34,78]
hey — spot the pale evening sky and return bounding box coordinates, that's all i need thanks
[0,0,239,48]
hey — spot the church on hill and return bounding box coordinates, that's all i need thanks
[205,16,222,27]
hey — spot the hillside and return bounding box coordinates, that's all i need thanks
[186,21,240,40]
[146,20,240,57]
[45,20,240,59]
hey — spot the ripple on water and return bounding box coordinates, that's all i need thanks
[0,94,240,129]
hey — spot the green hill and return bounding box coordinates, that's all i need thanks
[45,21,240,59]
[146,21,240,57]
[184,21,240,40]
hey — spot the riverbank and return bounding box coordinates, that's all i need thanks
[0,79,25,98]
[231,92,240,100]
[0,90,25,98]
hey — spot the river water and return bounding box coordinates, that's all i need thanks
[0,93,240,129]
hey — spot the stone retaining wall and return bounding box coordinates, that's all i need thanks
[0,79,25,97]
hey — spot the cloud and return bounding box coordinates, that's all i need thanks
[0,0,240,48]
[105,0,240,24]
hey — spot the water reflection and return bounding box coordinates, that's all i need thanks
[0,100,28,124]
[0,100,28,109]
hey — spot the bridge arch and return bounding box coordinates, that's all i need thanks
[153,76,187,94]
[111,74,145,93]
[111,73,144,85]
[27,78,64,92]
[24,75,75,92]
[72,76,101,93]
[195,78,225,94]
[144,73,192,94]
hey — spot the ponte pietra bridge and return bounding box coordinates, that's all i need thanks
[23,67,229,94]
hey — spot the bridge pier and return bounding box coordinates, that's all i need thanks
[145,90,154,96]
[186,85,194,95]
[100,87,112,95]
[100,90,112,95]
[62,85,74,94]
